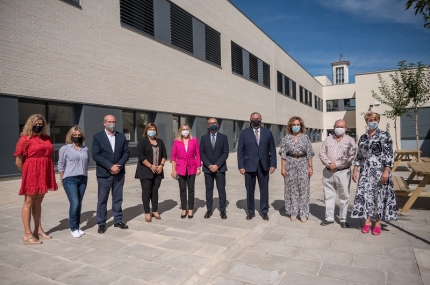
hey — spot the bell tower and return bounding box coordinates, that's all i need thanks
[331,53,350,84]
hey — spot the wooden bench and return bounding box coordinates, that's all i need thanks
[393,176,412,196]
[399,162,430,212]
[392,150,421,172]
[422,157,430,164]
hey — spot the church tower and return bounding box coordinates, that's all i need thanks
[331,54,350,84]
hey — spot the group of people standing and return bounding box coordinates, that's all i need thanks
[14,110,396,244]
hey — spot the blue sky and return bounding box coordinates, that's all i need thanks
[230,0,430,83]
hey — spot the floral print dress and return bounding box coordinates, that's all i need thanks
[351,129,397,221]
[279,134,314,219]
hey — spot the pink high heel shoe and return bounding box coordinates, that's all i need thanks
[372,226,381,235]
[361,224,371,234]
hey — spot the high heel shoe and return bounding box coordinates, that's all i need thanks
[181,211,187,219]
[361,224,371,234]
[152,213,161,219]
[145,214,152,222]
[372,226,381,235]
[22,234,42,245]
[37,231,52,240]
[188,211,194,219]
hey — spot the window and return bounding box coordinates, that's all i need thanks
[335,67,345,84]
[120,0,154,37]
[314,95,318,110]
[276,71,296,100]
[326,98,356,112]
[304,89,308,105]
[299,86,304,103]
[122,110,152,159]
[291,80,296,100]
[284,76,290,96]
[309,92,312,107]
[120,0,221,67]
[277,71,283,93]
[231,41,270,88]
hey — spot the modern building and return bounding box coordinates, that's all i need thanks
[1,0,429,178]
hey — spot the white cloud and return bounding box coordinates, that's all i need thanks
[315,0,421,25]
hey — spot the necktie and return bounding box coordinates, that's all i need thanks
[211,134,215,149]
[255,129,259,145]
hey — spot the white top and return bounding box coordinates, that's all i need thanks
[105,129,116,152]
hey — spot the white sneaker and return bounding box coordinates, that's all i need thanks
[78,228,85,235]
[71,230,81,238]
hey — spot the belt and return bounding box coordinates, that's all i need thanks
[326,167,350,171]
[286,153,307,158]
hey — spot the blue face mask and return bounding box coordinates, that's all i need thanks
[292,126,301,133]
[209,124,218,131]
[368,122,378,130]
[147,130,156,137]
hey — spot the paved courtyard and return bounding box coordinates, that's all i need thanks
[1,142,430,285]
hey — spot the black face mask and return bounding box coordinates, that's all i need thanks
[32,125,43,133]
[71,137,83,144]
[250,119,261,127]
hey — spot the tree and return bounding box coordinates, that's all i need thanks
[405,0,430,28]
[371,71,412,150]
[399,60,430,161]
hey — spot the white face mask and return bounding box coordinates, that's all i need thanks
[334,128,345,136]
[106,123,115,132]
[181,130,190,137]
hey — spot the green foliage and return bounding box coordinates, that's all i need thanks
[405,0,430,28]
[398,60,430,110]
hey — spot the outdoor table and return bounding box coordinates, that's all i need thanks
[422,157,430,164]
[398,162,430,212]
[392,150,421,172]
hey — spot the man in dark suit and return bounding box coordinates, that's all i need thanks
[92,115,130,233]
[237,112,276,221]
[200,118,229,219]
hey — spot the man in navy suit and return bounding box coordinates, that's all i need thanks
[200,118,229,219]
[92,115,130,233]
[237,112,276,221]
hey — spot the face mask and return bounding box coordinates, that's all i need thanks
[209,124,218,131]
[292,126,301,133]
[182,130,190,137]
[106,123,115,132]
[71,137,83,144]
[33,125,43,133]
[368,122,378,130]
[334,128,346,136]
[251,119,261,127]
[147,131,156,137]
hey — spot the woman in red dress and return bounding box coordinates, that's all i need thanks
[14,114,58,245]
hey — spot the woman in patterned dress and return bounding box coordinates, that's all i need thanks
[135,123,167,222]
[279,116,315,222]
[14,114,58,245]
[352,112,397,235]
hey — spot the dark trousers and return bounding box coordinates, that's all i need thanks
[178,173,196,210]
[204,172,226,213]
[96,174,125,225]
[140,175,162,214]
[244,162,269,215]
[63,175,87,231]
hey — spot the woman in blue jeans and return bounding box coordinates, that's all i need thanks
[58,126,89,238]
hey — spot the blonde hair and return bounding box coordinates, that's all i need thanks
[176,124,193,141]
[20,114,48,137]
[286,116,306,135]
[65,126,86,144]
[364,111,380,122]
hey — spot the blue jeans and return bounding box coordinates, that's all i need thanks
[63,176,88,231]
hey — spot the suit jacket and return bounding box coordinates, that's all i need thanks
[171,138,201,176]
[237,127,277,172]
[92,130,130,178]
[135,136,167,180]
[200,132,229,173]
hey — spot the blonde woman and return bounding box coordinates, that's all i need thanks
[58,126,89,238]
[14,114,58,245]
[171,124,201,218]
[279,116,314,222]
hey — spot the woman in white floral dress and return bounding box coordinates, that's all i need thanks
[352,112,397,235]
[279,117,314,222]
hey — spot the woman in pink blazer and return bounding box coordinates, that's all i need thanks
[171,124,201,219]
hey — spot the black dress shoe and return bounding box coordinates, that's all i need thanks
[114,222,129,229]
[204,211,212,219]
[246,213,255,220]
[98,225,106,234]
[262,214,269,221]
[320,220,335,226]
[181,214,187,219]
[188,214,194,219]
[220,212,227,219]
[340,222,349,228]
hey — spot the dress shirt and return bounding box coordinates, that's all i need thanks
[105,129,116,152]
[57,144,89,179]
[211,132,217,143]
[319,134,356,169]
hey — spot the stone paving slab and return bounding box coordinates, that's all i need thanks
[1,143,430,284]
